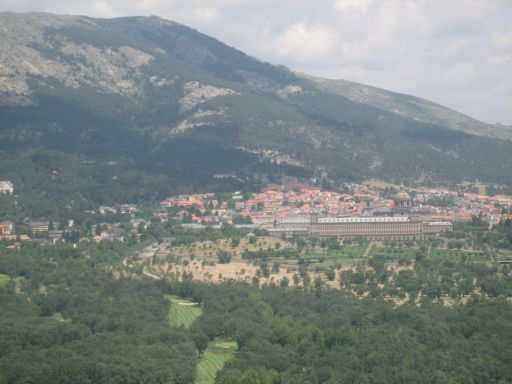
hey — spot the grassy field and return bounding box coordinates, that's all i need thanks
[430,249,488,263]
[196,338,237,384]
[370,246,418,261]
[170,237,281,259]
[165,295,202,328]
[302,245,366,268]
[0,274,10,287]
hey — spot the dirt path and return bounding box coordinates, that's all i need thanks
[363,241,375,257]
[143,268,161,280]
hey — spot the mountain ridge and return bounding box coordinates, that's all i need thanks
[302,73,512,140]
[0,12,511,216]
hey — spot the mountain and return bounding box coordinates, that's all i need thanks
[302,74,512,140]
[0,12,511,216]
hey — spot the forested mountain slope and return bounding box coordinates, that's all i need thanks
[1,12,511,214]
[303,74,512,140]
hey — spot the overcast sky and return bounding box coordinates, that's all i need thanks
[1,0,511,124]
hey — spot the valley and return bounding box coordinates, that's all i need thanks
[1,9,512,384]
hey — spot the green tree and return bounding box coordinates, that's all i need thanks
[218,250,232,264]
[192,330,209,357]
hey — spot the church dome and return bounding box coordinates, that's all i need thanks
[395,191,411,199]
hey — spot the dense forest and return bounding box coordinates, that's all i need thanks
[0,243,198,383]
[1,241,511,383]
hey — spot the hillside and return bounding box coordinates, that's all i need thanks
[303,74,512,140]
[0,12,511,215]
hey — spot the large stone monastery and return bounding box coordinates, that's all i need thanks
[270,191,453,240]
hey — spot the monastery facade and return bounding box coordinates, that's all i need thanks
[271,215,452,240]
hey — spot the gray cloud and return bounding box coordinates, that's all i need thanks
[1,0,511,124]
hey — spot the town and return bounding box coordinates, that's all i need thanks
[157,181,512,236]
[2,179,512,247]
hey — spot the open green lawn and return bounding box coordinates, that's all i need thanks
[196,338,237,384]
[300,243,494,268]
[303,245,365,264]
[0,274,24,288]
[430,249,489,263]
[342,245,367,258]
[371,247,417,261]
[165,294,202,328]
[50,312,71,322]
[0,274,10,287]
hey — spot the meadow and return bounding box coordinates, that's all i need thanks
[165,294,202,328]
[163,295,237,383]
[0,273,10,287]
[196,338,237,384]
